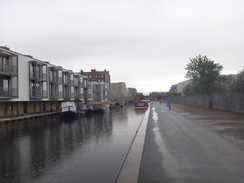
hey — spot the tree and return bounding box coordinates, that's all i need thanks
[231,67,244,92]
[184,54,223,95]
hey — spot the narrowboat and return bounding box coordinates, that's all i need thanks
[134,100,149,110]
[92,103,106,113]
[77,104,93,115]
[60,102,78,118]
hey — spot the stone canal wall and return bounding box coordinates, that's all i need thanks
[172,92,244,113]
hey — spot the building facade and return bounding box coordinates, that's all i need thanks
[110,82,127,100]
[128,87,137,97]
[0,46,92,119]
[170,80,191,95]
[91,81,110,102]
[80,69,111,84]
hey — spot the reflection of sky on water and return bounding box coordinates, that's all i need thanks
[0,105,145,183]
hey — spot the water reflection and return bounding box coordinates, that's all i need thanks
[0,105,145,183]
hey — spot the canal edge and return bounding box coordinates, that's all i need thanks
[115,104,151,183]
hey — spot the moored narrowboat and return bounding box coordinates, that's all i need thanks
[60,101,78,118]
[92,103,106,113]
[134,100,149,110]
[77,104,93,115]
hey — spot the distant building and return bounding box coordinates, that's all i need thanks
[80,69,111,84]
[128,87,137,97]
[91,80,110,102]
[169,85,178,94]
[136,92,144,97]
[110,82,127,99]
[149,92,165,100]
[169,80,191,95]
[170,75,238,95]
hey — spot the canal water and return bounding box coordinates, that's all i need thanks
[0,105,146,183]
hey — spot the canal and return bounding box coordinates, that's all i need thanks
[0,105,146,183]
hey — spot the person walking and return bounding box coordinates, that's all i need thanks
[167,97,172,109]
[159,99,162,104]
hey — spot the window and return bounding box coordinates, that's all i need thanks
[3,79,8,92]
[50,70,54,82]
[0,56,9,73]
[30,63,34,77]
[63,74,68,84]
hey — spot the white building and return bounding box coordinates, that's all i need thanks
[0,46,91,119]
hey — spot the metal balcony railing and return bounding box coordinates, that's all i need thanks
[0,87,10,97]
[30,88,47,98]
[0,64,10,74]
[30,71,47,81]
[0,87,18,98]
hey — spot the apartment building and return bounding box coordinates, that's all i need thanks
[80,69,111,84]
[110,82,127,99]
[0,46,91,119]
[91,81,110,102]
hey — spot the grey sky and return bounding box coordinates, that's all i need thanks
[1,0,244,94]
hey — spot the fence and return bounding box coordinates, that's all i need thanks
[172,92,244,113]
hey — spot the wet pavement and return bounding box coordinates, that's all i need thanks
[138,101,244,183]
[0,105,146,183]
[173,103,244,149]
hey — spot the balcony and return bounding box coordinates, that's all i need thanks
[63,78,71,85]
[30,86,47,99]
[0,64,10,74]
[63,88,71,99]
[30,71,47,81]
[0,87,17,98]
[29,61,47,81]
[49,90,59,99]
[0,54,18,76]
[49,75,55,83]
[74,80,79,87]
[30,89,44,99]
[59,91,63,98]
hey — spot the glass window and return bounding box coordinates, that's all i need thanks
[3,79,8,91]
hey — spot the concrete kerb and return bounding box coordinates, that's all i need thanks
[116,104,151,183]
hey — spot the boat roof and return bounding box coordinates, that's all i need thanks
[135,100,148,102]
[62,105,76,108]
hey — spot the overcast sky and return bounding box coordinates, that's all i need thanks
[1,0,244,94]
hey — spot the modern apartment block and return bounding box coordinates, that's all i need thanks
[0,46,92,119]
[110,82,127,99]
[80,69,111,84]
[91,81,110,102]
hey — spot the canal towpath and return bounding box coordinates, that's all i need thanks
[116,101,244,183]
